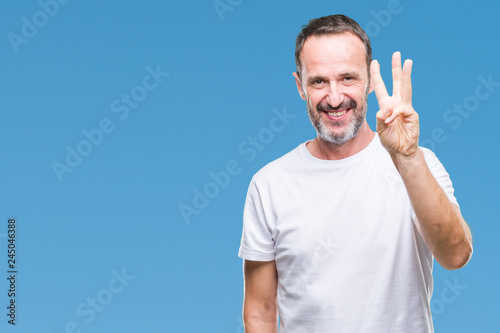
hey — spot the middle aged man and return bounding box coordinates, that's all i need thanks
[238,14,473,332]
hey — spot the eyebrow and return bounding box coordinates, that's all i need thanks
[308,75,325,82]
[307,71,361,82]
[338,71,360,78]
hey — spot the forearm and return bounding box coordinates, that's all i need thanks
[243,299,278,333]
[391,149,473,269]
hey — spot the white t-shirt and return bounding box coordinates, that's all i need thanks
[238,135,458,333]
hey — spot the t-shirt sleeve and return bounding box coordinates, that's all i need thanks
[423,148,458,206]
[411,148,459,222]
[238,179,276,261]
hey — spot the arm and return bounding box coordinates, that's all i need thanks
[242,260,278,332]
[370,52,473,270]
[392,149,473,269]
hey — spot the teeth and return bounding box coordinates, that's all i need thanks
[327,110,346,117]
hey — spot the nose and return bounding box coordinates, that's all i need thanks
[326,83,343,108]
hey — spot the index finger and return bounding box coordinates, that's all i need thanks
[392,51,402,97]
[370,59,389,103]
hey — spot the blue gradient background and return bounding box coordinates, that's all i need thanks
[0,0,498,332]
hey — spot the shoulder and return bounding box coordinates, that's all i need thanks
[251,143,305,184]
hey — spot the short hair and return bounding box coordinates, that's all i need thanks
[295,14,372,81]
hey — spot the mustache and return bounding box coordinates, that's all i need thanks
[317,99,357,112]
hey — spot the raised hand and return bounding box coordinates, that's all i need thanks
[370,52,419,157]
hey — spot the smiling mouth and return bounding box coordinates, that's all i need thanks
[323,108,350,120]
[326,110,347,117]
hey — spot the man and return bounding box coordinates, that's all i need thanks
[238,14,473,332]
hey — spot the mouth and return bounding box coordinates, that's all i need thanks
[323,108,350,120]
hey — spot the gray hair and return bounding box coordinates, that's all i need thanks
[295,14,372,81]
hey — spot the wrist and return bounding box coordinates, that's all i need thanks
[390,148,424,175]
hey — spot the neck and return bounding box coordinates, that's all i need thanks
[306,122,375,160]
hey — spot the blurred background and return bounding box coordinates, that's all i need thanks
[0,0,498,331]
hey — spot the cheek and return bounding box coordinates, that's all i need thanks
[305,89,326,106]
[344,85,367,100]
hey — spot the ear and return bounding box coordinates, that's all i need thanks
[367,78,374,95]
[293,72,306,100]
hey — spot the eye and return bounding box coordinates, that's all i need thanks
[341,76,357,85]
[311,79,325,85]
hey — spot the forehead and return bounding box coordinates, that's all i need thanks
[300,33,367,76]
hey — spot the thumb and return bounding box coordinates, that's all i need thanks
[376,108,388,124]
